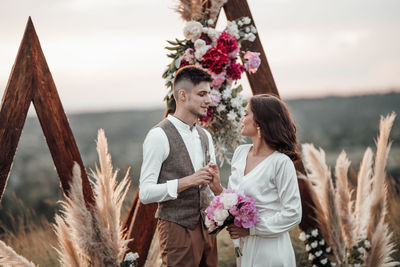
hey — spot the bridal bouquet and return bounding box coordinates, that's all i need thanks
[205,189,260,257]
[163,17,261,164]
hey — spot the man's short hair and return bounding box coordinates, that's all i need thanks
[173,66,212,97]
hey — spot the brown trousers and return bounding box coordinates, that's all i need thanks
[157,219,218,267]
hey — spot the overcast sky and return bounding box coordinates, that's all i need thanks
[1,0,399,113]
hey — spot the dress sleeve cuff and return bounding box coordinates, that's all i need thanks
[249,226,256,236]
[166,179,178,198]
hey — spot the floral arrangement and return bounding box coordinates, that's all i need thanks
[162,17,261,164]
[299,228,334,266]
[120,252,139,267]
[204,189,260,257]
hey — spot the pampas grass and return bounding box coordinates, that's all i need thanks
[174,0,227,23]
[301,113,398,266]
[0,240,36,266]
[53,129,131,266]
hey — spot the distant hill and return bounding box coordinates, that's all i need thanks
[1,92,399,227]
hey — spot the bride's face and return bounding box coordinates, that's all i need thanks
[240,103,258,137]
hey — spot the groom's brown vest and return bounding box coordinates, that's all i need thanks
[155,119,209,230]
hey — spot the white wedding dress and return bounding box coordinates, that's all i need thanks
[228,144,302,267]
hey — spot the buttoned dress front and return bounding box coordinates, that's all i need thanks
[228,144,302,267]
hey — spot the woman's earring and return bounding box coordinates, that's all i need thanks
[257,127,261,138]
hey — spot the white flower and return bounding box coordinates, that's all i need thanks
[222,87,233,100]
[220,192,238,209]
[331,263,336,267]
[214,208,229,223]
[208,19,214,25]
[311,241,318,248]
[311,229,319,237]
[242,17,251,24]
[207,28,220,44]
[326,247,331,253]
[308,253,315,261]
[357,247,366,255]
[306,234,311,239]
[320,258,328,264]
[217,104,226,113]
[124,252,139,262]
[205,216,217,231]
[225,21,239,39]
[319,239,325,245]
[237,21,243,26]
[248,33,256,42]
[230,96,243,109]
[183,21,203,42]
[227,110,237,121]
[195,45,211,60]
[299,232,306,241]
[305,244,311,252]
[175,56,182,69]
[250,25,257,34]
[194,39,206,50]
[245,27,250,33]
[315,250,323,257]
[364,240,371,248]
[354,264,360,267]
[239,107,245,117]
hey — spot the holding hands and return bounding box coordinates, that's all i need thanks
[178,163,222,194]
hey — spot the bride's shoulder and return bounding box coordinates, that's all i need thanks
[231,144,251,162]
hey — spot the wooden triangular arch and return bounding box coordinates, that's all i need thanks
[123,1,320,266]
[0,17,95,207]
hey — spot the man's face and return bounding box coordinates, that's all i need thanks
[185,81,211,117]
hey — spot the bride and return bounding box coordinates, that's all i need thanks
[213,94,302,267]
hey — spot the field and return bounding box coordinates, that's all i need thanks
[1,92,400,266]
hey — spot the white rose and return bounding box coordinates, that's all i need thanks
[320,258,328,264]
[208,19,214,25]
[311,229,319,237]
[220,192,238,209]
[216,104,226,113]
[124,252,139,262]
[183,21,203,42]
[299,232,306,241]
[311,241,318,248]
[205,216,217,231]
[239,107,245,117]
[214,208,229,223]
[194,39,206,50]
[195,45,211,61]
[227,110,237,121]
[306,234,311,239]
[207,28,220,43]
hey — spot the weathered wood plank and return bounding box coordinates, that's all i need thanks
[0,18,95,206]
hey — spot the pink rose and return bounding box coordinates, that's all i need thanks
[244,51,261,74]
[211,71,226,90]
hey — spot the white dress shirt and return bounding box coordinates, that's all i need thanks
[139,115,216,204]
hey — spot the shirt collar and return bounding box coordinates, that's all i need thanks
[167,114,197,132]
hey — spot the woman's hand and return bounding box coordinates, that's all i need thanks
[227,224,250,239]
[207,163,223,195]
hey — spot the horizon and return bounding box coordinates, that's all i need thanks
[1,0,400,113]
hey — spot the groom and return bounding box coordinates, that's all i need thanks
[139,66,222,267]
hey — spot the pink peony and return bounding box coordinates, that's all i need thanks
[182,48,195,63]
[234,198,259,228]
[229,205,239,216]
[226,61,245,80]
[202,47,229,74]
[211,71,226,90]
[217,32,239,57]
[244,51,261,74]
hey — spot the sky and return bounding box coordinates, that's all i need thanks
[0,0,399,113]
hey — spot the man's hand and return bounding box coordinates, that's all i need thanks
[178,167,213,193]
[207,163,223,195]
[227,224,250,239]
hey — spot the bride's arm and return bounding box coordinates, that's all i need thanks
[249,157,302,238]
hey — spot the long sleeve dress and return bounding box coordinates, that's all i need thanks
[228,144,302,267]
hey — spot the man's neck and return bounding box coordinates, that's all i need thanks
[172,110,197,130]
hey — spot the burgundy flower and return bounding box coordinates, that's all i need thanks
[202,48,229,74]
[226,61,245,80]
[217,32,239,56]
[200,33,212,45]
[179,59,190,68]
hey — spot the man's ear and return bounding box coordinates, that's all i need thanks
[178,89,186,102]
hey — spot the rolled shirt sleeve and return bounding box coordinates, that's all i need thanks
[139,128,178,204]
[249,157,302,237]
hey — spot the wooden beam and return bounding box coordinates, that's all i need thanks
[224,0,279,96]
[0,18,95,206]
